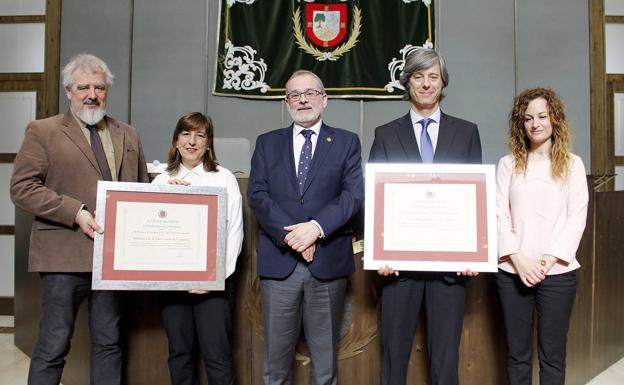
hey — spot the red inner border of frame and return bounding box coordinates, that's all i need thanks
[101,190,218,281]
[373,173,489,262]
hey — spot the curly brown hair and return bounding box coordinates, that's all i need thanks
[166,112,218,173]
[508,87,571,180]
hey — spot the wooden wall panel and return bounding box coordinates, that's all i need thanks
[563,177,596,385]
[460,276,507,385]
[13,208,38,354]
[592,191,624,374]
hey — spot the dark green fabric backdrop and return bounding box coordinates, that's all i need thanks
[213,0,434,99]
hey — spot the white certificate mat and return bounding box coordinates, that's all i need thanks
[383,183,477,252]
[113,201,208,271]
[364,163,497,272]
[92,181,227,291]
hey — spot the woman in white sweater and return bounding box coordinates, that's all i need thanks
[152,112,243,385]
[495,88,588,385]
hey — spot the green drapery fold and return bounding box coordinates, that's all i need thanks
[214,0,434,99]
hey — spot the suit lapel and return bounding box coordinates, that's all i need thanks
[106,116,124,178]
[301,123,333,194]
[279,126,299,194]
[434,112,456,162]
[60,111,101,175]
[395,113,422,162]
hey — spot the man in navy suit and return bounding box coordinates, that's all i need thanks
[248,70,364,385]
[369,48,482,385]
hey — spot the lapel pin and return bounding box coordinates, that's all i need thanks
[326,137,332,143]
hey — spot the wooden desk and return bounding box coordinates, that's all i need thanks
[14,177,624,384]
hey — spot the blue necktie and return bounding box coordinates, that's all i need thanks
[419,118,434,163]
[297,129,313,194]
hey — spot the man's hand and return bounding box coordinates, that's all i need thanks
[457,269,480,277]
[301,244,316,263]
[377,265,399,277]
[283,222,320,252]
[189,290,210,295]
[75,209,103,239]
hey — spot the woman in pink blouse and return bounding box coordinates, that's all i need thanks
[495,88,588,385]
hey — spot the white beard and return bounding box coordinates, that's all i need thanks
[287,106,321,127]
[77,108,106,125]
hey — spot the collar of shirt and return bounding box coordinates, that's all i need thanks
[293,120,322,138]
[410,107,441,152]
[177,163,208,179]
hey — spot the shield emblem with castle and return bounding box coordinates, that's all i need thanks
[305,3,347,48]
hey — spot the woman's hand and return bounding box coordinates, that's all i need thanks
[539,254,559,274]
[167,178,190,185]
[509,253,545,287]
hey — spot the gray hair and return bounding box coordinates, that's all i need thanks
[61,53,114,89]
[285,70,325,93]
[399,48,449,101]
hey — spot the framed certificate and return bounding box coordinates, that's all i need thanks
[92,181,227,290]
[363,163,497,272]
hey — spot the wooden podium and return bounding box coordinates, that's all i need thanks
[13,177,624,384]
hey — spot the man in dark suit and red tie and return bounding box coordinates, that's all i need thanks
[369,48,482,385]
[247,70,364,385]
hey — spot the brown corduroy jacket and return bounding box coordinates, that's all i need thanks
[10,111,149,272]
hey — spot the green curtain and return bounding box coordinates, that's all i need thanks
[213,0,434,99]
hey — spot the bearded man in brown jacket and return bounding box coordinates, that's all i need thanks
[10,53,149,385]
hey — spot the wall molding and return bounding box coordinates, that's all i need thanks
[0,297,14,315]
[605,15,624,23]
[0,15,45,23]
[0,226,15,235]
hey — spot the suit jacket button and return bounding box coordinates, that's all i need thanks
[300,197,304,204]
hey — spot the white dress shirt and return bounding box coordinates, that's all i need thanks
[410,107,441,153]
[291,120,324,237]
[293,120,322,173]
[152,164,244,278]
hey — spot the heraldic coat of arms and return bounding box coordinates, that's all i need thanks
[293,0,362,61]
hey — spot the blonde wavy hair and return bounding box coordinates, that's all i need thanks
[508,87,572,181]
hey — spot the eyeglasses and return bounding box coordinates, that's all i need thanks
[285,89,325,102]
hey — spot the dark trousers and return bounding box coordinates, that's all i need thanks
[28,273,122,385]
[260,262,347,385]
[160,280,235,385]
[495,270,577,385]
[380,274,466,385]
